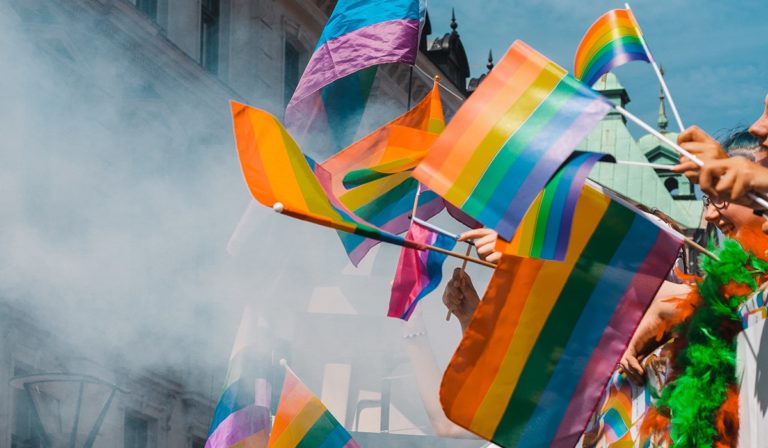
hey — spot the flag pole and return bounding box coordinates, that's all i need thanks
[613,104,768,211]
[271,202,495,268]
[625,3,685,132]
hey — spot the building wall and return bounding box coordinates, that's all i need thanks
[0,0,467,446]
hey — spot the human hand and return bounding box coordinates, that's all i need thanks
[694,157,768,207]
[459,228,500,263]
[673,126,727,184]
[442,268,480,330]
[618,344,645,385]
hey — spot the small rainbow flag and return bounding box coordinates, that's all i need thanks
[389,221,457,320]
[439,185,682,448]
[206,307,271,448]
[501,151,614,261]
[413,40,612,242]
[573,8,651,87]
[269,365,360,448]
[231,101,416,252]
[285,0,424,152]
[319,83,446,265]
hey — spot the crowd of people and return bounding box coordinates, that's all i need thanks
[433,94,768,445]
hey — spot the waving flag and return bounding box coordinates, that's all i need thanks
[269,365,360,448]
[413,40,612,241]
[319,83,445,265]
[285,0,425,152]
[388,221,457,320]
[501,151,615,261]
[206,308,271,448]
[574,8,650,87]
[439,185,682,448]
[231,101,417,251]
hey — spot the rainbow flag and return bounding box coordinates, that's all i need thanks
[284,0,424,152]
[319,83,446,265]
[206,307,271,448]
[388,221,457,320]
[502,151,615,261]
[439,185,682,448]
[413,40,612,241]
[269,366,360,448]
[231,101,416,251]
[574,8,651,87]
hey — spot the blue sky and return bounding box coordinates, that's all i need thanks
[426,0,766,140]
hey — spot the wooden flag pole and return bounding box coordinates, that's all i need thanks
[613,104,768,212]
[420,242,496,269]
[446,244,473,321]
[625,3,685,133]
[683,236,719,262]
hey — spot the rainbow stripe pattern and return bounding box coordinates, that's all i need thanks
[439,185,682,448]
[319,83,446,265]
[269,367,360,448]
[284,0,424,151]
[573,8,650,87]
[413,40,612,242]
[206,308,271,448]
[388,221,457,320]
[231,101,415,251]
[503,151,614,261]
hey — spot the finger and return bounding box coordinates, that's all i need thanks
[698,166,718,195]
[677,125,715,144]
[730,174,751,201]
[671,161,699,173]
[459,228,495,242]
[485,251,502,263]
[714,171,736,198]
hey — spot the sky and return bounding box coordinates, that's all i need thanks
[427,0,767,140]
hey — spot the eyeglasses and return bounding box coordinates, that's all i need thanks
[703,195,728,211]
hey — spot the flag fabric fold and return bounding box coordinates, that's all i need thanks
[501,151,615,261]
[285,0,424,152]
[573,8,651,87]
[318,83,446,265]
[388,221,457,320]
[269,366,360,448]
[206,308,271,448]
[231,101,416,251]
[439,185,683,448]
[413,40,612,242]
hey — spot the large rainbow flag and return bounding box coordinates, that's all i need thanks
[573,8,650,87]
[206,307,271,448]
[269,365,360,448]
[413,40,612,241]
[439,185,682,447]
[284,0,425,152]
[388,221,457,320]
[501,151,615,261]
[231,101,417,251]
[319,83,446,265]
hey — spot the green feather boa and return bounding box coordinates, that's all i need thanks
[656,239,768,447]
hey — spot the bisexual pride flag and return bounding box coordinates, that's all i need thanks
[388,221,457,320]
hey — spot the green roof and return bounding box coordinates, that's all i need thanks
[578,73,703,229]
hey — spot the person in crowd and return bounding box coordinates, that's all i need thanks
[674,95,768,234]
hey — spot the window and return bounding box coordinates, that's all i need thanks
[11,368,43,448]
[284,41,300,107]
[200,0,220,74]
[125,413,155,448]
[191,437,206,448]
[135,0,158,21]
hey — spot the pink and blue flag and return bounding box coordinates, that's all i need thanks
[389,221,457,321]
[206,307,271,448]
[285,0,425,152]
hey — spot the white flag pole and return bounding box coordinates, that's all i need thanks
[625,3,686,132]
